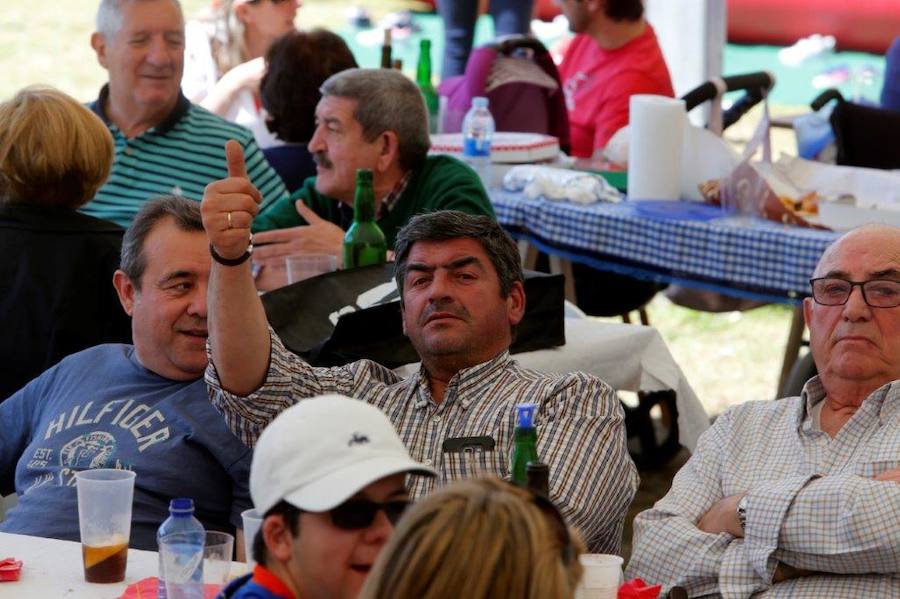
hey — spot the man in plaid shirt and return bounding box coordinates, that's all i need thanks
[628,224,900,597]
[200,151,638,553]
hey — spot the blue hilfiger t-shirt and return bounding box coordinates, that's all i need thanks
[0,345,252,550]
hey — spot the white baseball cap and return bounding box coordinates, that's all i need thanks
[250,394,436,515]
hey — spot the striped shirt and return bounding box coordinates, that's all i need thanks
[83,86,287,228]
[206,328,638,553]
[627,377,900,598]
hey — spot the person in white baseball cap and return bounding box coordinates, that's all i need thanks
[220,394,435,599]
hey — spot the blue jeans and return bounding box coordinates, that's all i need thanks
[438,0,535,79]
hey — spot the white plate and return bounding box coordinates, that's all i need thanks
[430,132,560,164]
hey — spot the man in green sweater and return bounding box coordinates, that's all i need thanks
[249,68,494,288]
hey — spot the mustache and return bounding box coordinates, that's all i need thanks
[419,299,470,326]
[313,152,333,169]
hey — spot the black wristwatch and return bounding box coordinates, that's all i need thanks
[209,242,253,266]
[736,495,748,531]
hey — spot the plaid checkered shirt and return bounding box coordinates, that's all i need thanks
[206,328,638,553]
[627,377,900,597]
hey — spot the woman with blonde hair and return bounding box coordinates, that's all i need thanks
[182,0,300,147]
[0,85,131,402]
[360,476,585,599]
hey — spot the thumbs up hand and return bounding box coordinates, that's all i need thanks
[201,140,263,260]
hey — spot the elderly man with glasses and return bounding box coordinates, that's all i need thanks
[628,224,900,597]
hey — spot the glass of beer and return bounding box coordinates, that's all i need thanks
[75,468,136,583]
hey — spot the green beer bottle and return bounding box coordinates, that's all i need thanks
[416,39,440,134]
[343,169,386,268]
[380,28,392,69]
[511,403,539,487]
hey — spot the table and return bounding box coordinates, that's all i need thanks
[492,191,840,303]
[0,532,246,598]
[492,191,842,391]
[396,317,710,452]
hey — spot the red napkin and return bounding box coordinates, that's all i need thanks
[618,577,662,599]
[0,558,23,582]
[119,577,224,599]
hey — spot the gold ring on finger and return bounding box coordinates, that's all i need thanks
[227,211,233,230]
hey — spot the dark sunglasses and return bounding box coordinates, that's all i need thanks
[325,498,411,530]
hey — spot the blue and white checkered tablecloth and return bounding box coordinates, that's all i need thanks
[491,190,842,304]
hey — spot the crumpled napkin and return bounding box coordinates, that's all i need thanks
[618,577,662,599]
[502,165,622,204]
[119,577,224,598]
[0,557,22,582]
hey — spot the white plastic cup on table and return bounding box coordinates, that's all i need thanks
[576,553,624,599]
[241,508,264,565]
[203,531,235,588]
[285,253,338,284]
[75,468,136,583]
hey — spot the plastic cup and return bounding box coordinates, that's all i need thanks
[75,469,136,583]
[203,531,235,587]
[286,254,338,284]
[576,554,624,599]
[159,533,204,597]
[241,508,264,565]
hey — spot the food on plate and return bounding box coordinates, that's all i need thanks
[777,191,819,215]
[698,179,722,204]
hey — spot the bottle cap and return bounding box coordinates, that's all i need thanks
[420,38,431,49]
[355,168,373,183]
[169,498,194,513]
[472,96,489,109]
[515,403,536,428]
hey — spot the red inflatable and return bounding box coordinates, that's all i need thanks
[728,0,900,54]
[424,0,898,54]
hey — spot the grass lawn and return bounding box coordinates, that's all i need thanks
[2,0,805,417]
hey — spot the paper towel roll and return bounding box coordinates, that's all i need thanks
[627,95,686,201]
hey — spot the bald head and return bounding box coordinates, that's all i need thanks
[814,224,900,279]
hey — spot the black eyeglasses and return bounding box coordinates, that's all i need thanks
[809,277,900,308]
[324,498,411,531]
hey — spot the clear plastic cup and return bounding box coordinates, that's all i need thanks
[286,253,338,284]
[241,508,264,565]
[75,469,136,583]
[203,531,235,587]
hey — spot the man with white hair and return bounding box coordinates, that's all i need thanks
[81,0,286,228]
[219,394,435,599]
[629,224,900,597]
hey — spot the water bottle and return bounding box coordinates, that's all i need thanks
[461,96,495,189]
[157,498,205,599]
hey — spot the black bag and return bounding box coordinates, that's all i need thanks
[262,263,565,368]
